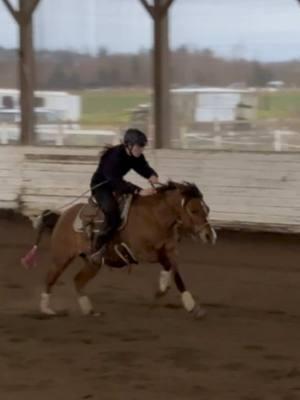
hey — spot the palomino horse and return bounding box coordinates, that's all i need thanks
[22,181,217,318]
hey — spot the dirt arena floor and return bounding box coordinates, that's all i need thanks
[0,212,300,400]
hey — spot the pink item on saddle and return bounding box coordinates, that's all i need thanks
[21,245,38,269]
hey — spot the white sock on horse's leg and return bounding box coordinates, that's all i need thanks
[78,295,93,315]
[159,270,172,292]
[181,291,196,312]
[40,292,56,315]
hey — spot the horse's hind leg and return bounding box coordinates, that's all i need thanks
[74,258,102,316]
[40,257,74,315]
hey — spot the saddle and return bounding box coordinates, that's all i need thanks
[73,194,133,237]
[73,194,137,266]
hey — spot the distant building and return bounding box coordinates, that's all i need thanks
[267,80,285,89]
[171,87,257,124]
[0,89,81,123]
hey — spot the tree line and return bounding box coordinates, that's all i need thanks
[0,46,299,90]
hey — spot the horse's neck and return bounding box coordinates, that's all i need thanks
[132,191,180,230]
[164,189,182,210]
[156,190,181,228]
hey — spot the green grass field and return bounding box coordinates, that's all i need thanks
[77,88,300,128]
[79,88,151,127]
[258,90,300,119]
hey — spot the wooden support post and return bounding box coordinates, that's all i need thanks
[2,0,40,145]
[139,0,175,148]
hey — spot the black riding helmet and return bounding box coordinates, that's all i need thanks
[123,129,148,147]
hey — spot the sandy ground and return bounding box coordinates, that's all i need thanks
[0,212,300,400]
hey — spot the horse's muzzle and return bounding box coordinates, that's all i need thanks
[198,224,217,245]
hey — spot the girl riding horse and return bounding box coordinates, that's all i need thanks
[89,129,159,264]
[21,130,217,318]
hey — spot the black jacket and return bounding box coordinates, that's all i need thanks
[91,144,158,195]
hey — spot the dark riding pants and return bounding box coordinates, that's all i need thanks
[92,186,121,249]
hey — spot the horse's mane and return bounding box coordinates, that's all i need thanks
[156,181,177,193]
[157,180,203,199]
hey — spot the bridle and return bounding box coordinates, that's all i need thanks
[152,183,211,234]
[180,197,210,234]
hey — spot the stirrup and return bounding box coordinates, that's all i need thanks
[88,246,106,265]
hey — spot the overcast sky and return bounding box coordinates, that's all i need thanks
[1,0,300,61]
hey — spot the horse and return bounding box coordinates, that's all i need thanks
[22,181,217,318]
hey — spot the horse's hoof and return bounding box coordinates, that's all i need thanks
[40,307,57,316]
[82,309,104,318]
[89,311,102,317]
[192,305,207,319]
[78,296,98,316]
[40,293,56,316]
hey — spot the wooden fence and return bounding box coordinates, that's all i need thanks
[1,146,300,233]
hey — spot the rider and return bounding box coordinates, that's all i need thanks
[88,128,159,264]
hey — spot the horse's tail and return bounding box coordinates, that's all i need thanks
[33,209,60,233]
[21,209,60,269]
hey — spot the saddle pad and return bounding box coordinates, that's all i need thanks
[73,194,133,233]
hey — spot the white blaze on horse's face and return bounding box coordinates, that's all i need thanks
[181,197,217,245]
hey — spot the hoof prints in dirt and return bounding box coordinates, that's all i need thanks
[149,301,181,310]
[257,367,300,381]
[101,329,159,342]
[80,338,93,345]
[163,347,209,372]
[2,283,23,289]
[263,353,292,361]
[8,336,27,343]
[219,362,246,371]
[244,344,265,352]
[242,397,263,400]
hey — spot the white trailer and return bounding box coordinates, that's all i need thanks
[0,88,81,123]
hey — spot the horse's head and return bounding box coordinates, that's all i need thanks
[159,181,217,245]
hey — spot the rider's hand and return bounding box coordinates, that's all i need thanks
[148,175,159,185]
[139,188,156,196]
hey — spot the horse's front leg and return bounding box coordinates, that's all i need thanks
[158,247,206,319]
[173,267,206,318]
[156,248,173,297]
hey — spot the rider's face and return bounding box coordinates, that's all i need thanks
[130,144,144,158]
